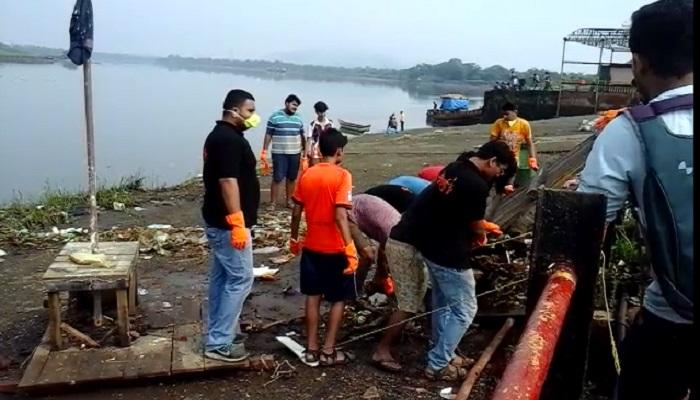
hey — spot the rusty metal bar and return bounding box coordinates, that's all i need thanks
[491,264,578,400]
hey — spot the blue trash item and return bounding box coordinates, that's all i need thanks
[439,98,469,111]
[388,176,431,194]
[67,0,94,66]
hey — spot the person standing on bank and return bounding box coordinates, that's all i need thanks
[577,1,693,398]
[399,110,405,132]
[307,101,333,167]
[261,94,305,209]
[489,102,539,189]
[289,128,358,366]
[202,89,261,362]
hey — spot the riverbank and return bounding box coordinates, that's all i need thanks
[1,115,627,400]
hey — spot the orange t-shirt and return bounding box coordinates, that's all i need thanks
[292,163,353,253]
[489,117,532,157]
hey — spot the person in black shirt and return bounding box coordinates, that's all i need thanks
[364,184,416,213]
[202,89,261,363]
[383,141,516,380]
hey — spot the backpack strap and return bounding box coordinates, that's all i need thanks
[628,93,693,122]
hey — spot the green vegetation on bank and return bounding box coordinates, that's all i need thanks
[0,175,144,235]
[2,41,596,88]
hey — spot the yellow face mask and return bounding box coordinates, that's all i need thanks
[243,113,261,129]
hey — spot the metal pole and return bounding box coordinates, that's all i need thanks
[491,265,578,400]
[555,39,566,117]
[83,60,98,253]
[594,45,604,113]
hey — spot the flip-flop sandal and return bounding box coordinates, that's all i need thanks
[371,358,403,373]
[303,349,320,364]
[320,349,355,366]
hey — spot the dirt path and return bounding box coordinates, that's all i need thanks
[0,116,597,399]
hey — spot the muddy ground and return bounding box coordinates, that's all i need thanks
[0,116,613,400]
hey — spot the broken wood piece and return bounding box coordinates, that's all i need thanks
[59,322,100,348]
[454,317,515,400]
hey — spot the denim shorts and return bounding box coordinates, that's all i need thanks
[272,153,301,183]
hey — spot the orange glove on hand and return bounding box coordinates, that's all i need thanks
[482,220,503,236]
[377,275,395,296]
[289,237,302,256]
[300,156,309,172]
[343,241,359,275]
[528,157,539,171]
[472,232,488,249]
[225,211,248,250]
[259,150,271,176]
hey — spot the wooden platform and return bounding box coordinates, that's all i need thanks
[17,322,274,394]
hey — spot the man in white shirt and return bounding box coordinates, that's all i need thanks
[577,1,693,399]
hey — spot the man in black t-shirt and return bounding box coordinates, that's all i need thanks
[375,141,516,380]
[202,89,261,363]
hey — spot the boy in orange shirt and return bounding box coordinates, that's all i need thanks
[489,102,539,188]
[289,128,359,366]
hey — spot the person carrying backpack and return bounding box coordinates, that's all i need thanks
[577,1,693,398]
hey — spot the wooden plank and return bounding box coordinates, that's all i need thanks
[128,269,138,315]
[123,328,173,379]
[18,331,52,389]
[36,349,82,385]
[47,292,62,350]
[43,261,132,280]
[116,289,130,347]
[44,278,130,292]
[171,323,204,374]
[53,254,137,263]
[490,134,596,231]
[58,241,138,256]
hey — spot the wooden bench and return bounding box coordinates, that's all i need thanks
[42,241,139,349]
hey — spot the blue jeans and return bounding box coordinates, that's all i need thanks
[271,153,301,183]
[205,226,253,351]
[425,259,477,371]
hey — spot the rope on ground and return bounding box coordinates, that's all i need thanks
[600,250,622,375]
[481,232,532,248]
[336,277,529,348]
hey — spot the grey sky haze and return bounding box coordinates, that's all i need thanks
[1,0,650,72]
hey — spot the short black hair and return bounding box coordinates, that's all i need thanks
[313,101,328,113]
[285,94,301,105]
[475,141,517,170]
[629,0,693,78]
[501,102,517,112]
[223,89,254,110]
[319,128,348,157]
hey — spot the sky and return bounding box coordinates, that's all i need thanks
[0,0,651,73]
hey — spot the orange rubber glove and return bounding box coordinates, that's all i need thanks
[378,275,395,295]
[528,157,539,171]
[289,237,302,256]
[300,156,309,172]
[472,231,488,249]
[343,241,359,275]
[259,150,271,176]
[482,220,503,236]
[225,211,248,250]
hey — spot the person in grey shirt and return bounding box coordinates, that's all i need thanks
[576,1,693,399]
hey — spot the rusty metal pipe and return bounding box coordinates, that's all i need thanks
[491,265,578,400]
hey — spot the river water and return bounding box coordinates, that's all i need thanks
[0,63,482,203]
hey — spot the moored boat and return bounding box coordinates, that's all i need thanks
[338,119,371,135]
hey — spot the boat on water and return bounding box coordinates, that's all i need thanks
[338,119,371,135]
[426,94,483,127]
